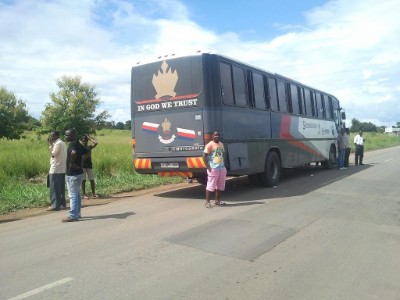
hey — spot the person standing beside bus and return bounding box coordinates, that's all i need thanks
[354,131,365,165]
[81,134,98,199]
[343,128,351,167]
[47,130,67,211]
[203,131,227,208]
[337,128,346,170]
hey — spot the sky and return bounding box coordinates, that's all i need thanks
[1,0,399,126]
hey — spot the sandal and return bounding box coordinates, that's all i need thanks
[214,201,226,206]
[204,202,212,208]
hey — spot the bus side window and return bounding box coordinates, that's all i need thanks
[325,96,333,120]
[267,77,278,111]
[332,98,340,124]
[320,94,326,119]
[315,92,324,119]
[298,86,305,115]
[263,76,270,110]
[252,72,266,109]
[304,88,313,117]
[219,62,234,105]
[276,79,287,113]
[232,65,247,106]
[247,70,255,108]
[289,83,300,115]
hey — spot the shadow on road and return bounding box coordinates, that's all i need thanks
[0,218,20,224]
[79,212,135,221]
[155,164,372,202]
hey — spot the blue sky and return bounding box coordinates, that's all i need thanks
[0,0,399,126]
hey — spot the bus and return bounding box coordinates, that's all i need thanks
[131,53,346,186]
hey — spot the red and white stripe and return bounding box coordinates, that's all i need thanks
[142,122,159,132]
[177,128,196,139]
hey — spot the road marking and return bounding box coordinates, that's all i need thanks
[8,277,73,300]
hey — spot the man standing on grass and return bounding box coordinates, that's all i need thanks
[62,129,89,222]
[81,134,98,199]
[203,131,227,208]
[47,130,67,211]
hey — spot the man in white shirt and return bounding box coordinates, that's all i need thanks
[353,131,365,165]
[47,130,67,211]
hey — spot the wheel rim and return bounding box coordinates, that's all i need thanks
[269,160,278,180]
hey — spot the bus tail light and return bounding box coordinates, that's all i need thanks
[134,158,152,169]
[187,157,206,169]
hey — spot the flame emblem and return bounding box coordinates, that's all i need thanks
[152,61,178,99]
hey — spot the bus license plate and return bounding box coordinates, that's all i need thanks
[161,163,179,168]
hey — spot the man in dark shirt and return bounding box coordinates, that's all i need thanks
[62,128,89,222]
[81,134,98,199]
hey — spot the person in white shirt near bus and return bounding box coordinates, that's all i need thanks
[354,131,365,165]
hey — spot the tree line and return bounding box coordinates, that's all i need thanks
[350,118,400,133]
[0,75,131,140]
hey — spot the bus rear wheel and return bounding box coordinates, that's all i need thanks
[258,151,281,187]
[195,175,207,185]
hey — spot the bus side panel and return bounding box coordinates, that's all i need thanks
[221,106,272,174]
[271,112,336,168]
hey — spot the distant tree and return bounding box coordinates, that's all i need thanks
[0,87,29,139]
[41,76,110,138]
[22,116,41,131]
[350,118,362,132]
[351,118,378,132]
[115,122,125,130]
[362,122,378,132]
[124,120,131,130]
[396,122,400,128]
[100,121,116,129]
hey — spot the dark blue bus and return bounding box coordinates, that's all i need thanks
[131,53,345,186]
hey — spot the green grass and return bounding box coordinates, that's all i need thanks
[1,130,399,215]
[0,130,182,214]
[359,132,400,151]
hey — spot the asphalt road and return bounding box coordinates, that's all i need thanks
[1,147,400,300]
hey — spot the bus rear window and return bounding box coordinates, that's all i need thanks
[220,62,234,105]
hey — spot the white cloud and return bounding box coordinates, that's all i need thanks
[0,0,399,126]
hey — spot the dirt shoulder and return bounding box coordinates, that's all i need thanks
[0,182,193,223]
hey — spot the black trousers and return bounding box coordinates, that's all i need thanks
[49,173,66,209]
[344,148,351,167]
[355,145,364,165]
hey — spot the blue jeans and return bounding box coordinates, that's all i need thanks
[337,149,345,168]
[66,174,84,219]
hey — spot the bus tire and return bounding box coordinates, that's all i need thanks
[258,151,281,187]
[195,175,207,185]
[248,174,261,186]
[322,145,336,170]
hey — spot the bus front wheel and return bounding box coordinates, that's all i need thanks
[321,145,336,169]
[259,151,281,187]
